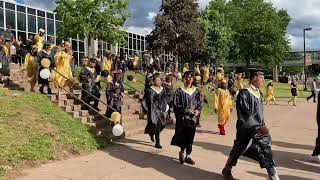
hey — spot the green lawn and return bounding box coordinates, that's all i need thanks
[0,90,108,177]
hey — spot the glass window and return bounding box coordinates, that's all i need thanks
[28,15,36,33]
[37,10,45,17]
[0,1,2,8]
[5,10,15,29]
[137,40,140,51]
[56,36,62,45]
[129,50,133,56]
[133,34,136,38]
[0,8,3,28]
[79,52,85,61]
[38,17,45,30]
[17,31,26,44]
[103,42,107,49]
[27,8,36,15]
[17,5,25,12]
[133,39,136,50]
[5,2,14,10]
[141,42,145,51]
[17,12,26,31]
[73,52,78,66]
[72,40,77,51]
[47,12,54,19]
[129,38,132,49]
[98,41,102,49]
[55,14,62,21]
[55,21,61,32]
[129,33,132,37]
[137,35,140,40]
[47,19,54,35]
[107,43,111,50]
[79,41,84,52]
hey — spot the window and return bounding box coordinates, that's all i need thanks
[5,10,15,29]
[55,21,62,32]
[129,38,132,49]
[98,41,102,49]
[79,52,85,61]
[17,5,25,12]
[5,2,14,10]
[28,15,36,33]
[17,12,26,31]
[129,33,132,37]
[137,35,140,40]
[27,33,36,41]
[79,41,84,52]
[38,17,45,30]
[137,40,140,51]
[0,1,2,8]
[133,34,136,38]
[0,8,3,28]
[103,42,107,49]
[47,19,54,35]
[27,8,36,15]
[37,10,45,17]
[72,40,77,52]
[55,14,62,21]
[107,43,111,50]
[133,39,136,50]
[47,12,54,19]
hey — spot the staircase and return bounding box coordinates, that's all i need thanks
[1,63,149,139]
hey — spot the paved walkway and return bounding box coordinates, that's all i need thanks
[16,100,320,180]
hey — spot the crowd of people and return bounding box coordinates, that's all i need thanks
[1,25,320,180]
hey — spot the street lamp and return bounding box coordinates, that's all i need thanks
[303,27,312,91]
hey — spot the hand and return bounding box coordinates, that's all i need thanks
[194,110,200,116]
[258,126,269,135]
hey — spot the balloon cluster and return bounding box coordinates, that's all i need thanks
[111,112,123,137]
[39,58,51,79]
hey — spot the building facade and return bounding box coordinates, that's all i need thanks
[0,0,147,65]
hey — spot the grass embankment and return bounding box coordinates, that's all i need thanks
[0,90,108,177]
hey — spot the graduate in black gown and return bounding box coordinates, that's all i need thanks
[106,71,124,118]
[163,75,174,123]
[222,71,279,180]
[144,73,169,149]
[171,70,202,165]
[37,42,54,94]
[79,58,101,111]
[311,91,320,163]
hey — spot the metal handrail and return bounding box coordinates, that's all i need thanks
[50,79,112,122]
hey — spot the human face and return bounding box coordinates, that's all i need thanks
[253,74,265,87]
[90,62,96,68]
[153,77,162,87]
[184,74,194,86]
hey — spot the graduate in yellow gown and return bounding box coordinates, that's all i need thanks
[51,41,73,90]
[194,63,201,75]
[237,73,244,90]
[214,68,224,89]
[215,80,233,135]
[133,52,140,70]
[265,81,278,105]
[23,47,39,92]
[183,63,189,73]
[101,51,113,76]
[33,29,45,52]
[203,65,210,85]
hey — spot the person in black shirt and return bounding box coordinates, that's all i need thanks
[288,81,298,106]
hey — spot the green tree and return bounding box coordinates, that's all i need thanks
[227,0,291,68]
[200,0,234,65]
[55,0,130,55]
[146,0,205,62]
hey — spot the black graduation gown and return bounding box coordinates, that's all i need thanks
[230,85,275,168]
[106,82,124,118]
[79,67,101,104]
[144,86,168,135]
[171,87,202,148]
[37,50,53,85]
[312,92,320,156]
[163,82,174,107]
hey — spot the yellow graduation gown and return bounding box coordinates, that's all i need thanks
[34,34,45,52]
[203,67,210,83]
[51,50,73,87]
[237,77,244,90]
[102,57,113,73]
[194,67,201,75]
[183,67,189,73]
[214,72,224,88]
[215,88,233,125]
[265,85,275,101]
[23,53,38,84]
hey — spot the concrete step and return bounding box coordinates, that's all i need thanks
[124,127,146,138]
[67,111,80,118]
[64,99,74,106]
[122,119,147,132]
[79,110,89,117]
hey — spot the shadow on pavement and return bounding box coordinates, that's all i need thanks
[248,171,315,180]
[103,140,223,180]
[272,141,315,151]
[193,141,320,175]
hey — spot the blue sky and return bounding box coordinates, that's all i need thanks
[11,0,320,51]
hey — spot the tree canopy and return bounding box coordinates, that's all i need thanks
[201,0,291,68]
[55,0,130,45]
[146,0,205,61]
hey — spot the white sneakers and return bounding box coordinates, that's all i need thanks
[310,155,320,163]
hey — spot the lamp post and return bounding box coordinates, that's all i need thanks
[304,27,312,91]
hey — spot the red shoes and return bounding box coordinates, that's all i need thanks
[218,124,226,135]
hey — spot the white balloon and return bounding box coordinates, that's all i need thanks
[177,73,182,80]
[40,69,51,79]
[112,124,124,137]
[165,104,169,112]
[0,62,2,69]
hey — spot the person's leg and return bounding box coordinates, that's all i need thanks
[266,166,280,180]
[313,91,317,102]
[184,126,196,165]
[155,120,162,149]
[293,96,297,106]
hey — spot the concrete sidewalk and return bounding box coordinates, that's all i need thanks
[15,100,320,180]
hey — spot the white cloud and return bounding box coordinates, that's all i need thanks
[125,26,153,36]
[198,0,211,9]
[22,0,56,11]
[147,12,157,21]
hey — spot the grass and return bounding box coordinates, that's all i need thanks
[0,90,108,177]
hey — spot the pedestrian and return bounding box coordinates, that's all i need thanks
[288,80,298,106]
[144,73,168,149]
[171,70,202,165]
[307,79,317,102]
[265,81,278,105]
[311,91,320,163]
[215,79,233,135]
[106,71,124,119]
[222,71,280,180]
